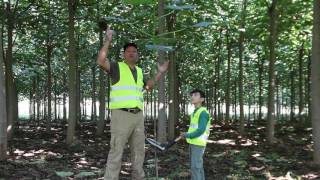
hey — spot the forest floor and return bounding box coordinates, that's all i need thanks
[0,119,319,180]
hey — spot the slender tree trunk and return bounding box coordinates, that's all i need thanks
[54,77,57,121]
[75,35,81,123]
[234,80,237,121]
[266,0,278,144]
[66,0,77,145]
[238,0,247,135]
[36,76,41,121]
[0,18,8,161]
[276,77,280,120]
[157,0,167,143]
[298,43,304,121]
[307,52,311,124]
[5,1,18,140]
[167,13,178,141]
[91,66,96,121]
[258,53,264,121]
[311,0,320,165]
[290,70,296,121]
[96,6,106,135]
[46,38,53,130]
[217,30,222,122]
[32,78,36,121]
[63,75,67,122]
[225,30,232,123]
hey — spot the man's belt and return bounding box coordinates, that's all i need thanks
[120,108,141,114]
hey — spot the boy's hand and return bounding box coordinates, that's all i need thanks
[180,132,187,139]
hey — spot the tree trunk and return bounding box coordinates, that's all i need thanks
[66,0,77,145]
[63,75,67,122]
[0,18,8,161]
[298,43,304,121]
[238,0,247,135]
[225,30,232,123]
[91,66,97,121]
[167,13,178,141]
[266,0,277,144]
[46,37,53,130]
[307,52,311,124]
[96,12,106,136]
[5,1,18,140]
[311,0,320,165]
[36,76,41,121]
[54,76,57,121]
[32,78,36,121]
[217,30,223,122]
[258,53,264,121]
[157,0,167,143]
[290,70,296,121]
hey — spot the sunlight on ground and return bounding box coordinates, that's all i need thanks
[211,139,236,145]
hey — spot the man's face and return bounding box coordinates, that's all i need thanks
[190,92,204,105]
[124,46,138,63]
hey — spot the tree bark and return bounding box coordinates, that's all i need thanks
[266,0,278,144]
[5,1,18,140]
[311,0,320,165]
[157,0,167,143]
[46,37,53,130]
[258,52,264,121]
[66,0,78,145]
[0,16,8,161]
[225,30,232,123]
[167,13,178,141]
[96,5,106,135]
[238,0,247,135]
[298,43,304,121]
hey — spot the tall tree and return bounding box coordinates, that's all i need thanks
[266,0,278,144]
[167,13,178,141]
[225,30,232,123]
[157,0,167,143]
[0,13,7,161]
[238,0,247,135]
[66,0,78,145]
[311,0,320,165]
[96,0,106,136]
[5,0,18,140]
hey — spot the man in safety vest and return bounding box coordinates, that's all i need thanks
[181,89,211,180]
[97,26,169,180]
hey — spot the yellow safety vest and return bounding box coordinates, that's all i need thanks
[186,107,211,146]
[109,61,144,110]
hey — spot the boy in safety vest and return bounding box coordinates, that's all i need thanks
[181,89,211,180]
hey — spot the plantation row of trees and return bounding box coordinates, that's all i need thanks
[0,0,319,164]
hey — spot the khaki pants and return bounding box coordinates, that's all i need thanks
[104,109,145,180]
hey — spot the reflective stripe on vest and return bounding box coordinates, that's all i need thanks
[109,62,144,110]
[186,107,211,146]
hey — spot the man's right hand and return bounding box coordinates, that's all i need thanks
[104,26,113,43]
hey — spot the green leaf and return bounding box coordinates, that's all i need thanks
[55,171,74,177]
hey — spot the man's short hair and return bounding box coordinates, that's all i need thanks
[190,89,206,98]
[123,43,138,52]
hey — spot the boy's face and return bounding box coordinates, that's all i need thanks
[190,92,204,105]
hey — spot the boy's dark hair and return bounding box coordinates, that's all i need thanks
[123,43,138,51]
[190,89,206,98]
